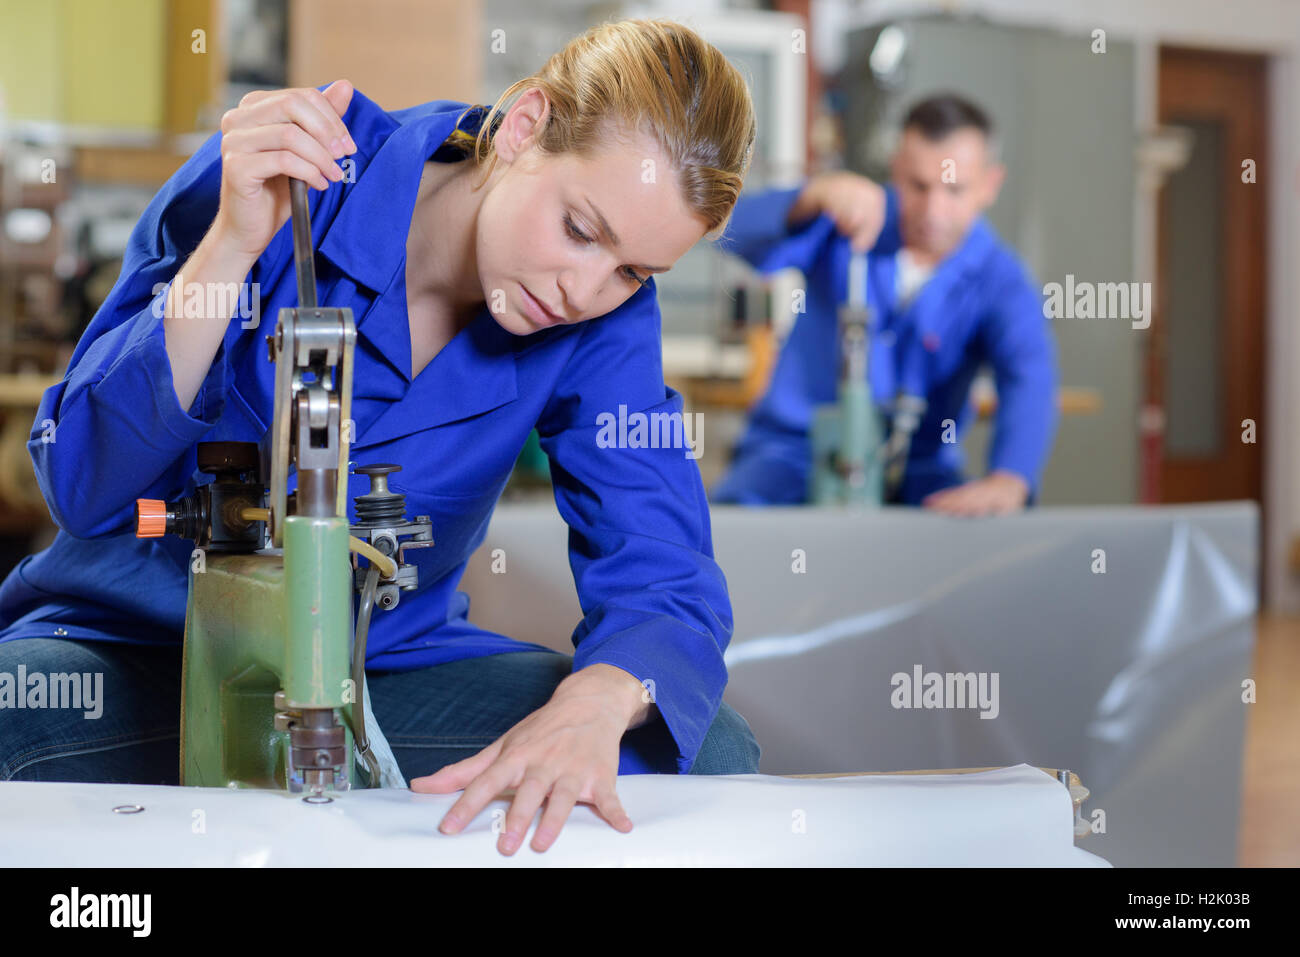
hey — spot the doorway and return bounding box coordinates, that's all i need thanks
[1147,47,1267,508]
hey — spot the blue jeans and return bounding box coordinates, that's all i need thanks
[0,639,760,783]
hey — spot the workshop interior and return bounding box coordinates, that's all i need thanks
[0,0,1295,872]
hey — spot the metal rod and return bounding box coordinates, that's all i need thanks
[297,467,336,517]
[848,251,867,308]
[289,178,318,310]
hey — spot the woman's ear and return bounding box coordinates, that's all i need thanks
[494,88,551,164]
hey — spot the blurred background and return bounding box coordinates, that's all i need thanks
[0,0,1295,865]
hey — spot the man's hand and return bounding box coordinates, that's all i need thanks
[787,171,887,252]
[920,470,1029,516]
[410,664,646,855]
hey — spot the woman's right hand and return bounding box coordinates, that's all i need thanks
[211,79,357,261]
[786,170,887,253]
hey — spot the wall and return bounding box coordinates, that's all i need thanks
[0,0,167,132]
[288,0,481,109]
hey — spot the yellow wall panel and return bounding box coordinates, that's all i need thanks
[0,0,62,121]
[61,0,166,129]
[0,0,167,130]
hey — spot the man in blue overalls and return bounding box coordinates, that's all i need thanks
[711,94,1058,515]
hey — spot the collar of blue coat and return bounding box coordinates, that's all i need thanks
[318,93,485,295]
[312,92,524,445]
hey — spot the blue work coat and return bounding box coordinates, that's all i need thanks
[710,183,1059,505]
[0,91,732,775]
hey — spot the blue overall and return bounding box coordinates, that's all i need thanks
[0,90,744,776]
[710,183,1059,506]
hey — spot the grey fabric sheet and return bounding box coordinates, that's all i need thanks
[459,502,1257,867]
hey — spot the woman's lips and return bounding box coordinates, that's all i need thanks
[520,284,564,326]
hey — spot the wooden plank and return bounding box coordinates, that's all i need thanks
[0,374,59,406]
[164,0,222,134]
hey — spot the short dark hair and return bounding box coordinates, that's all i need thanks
[903,94,993,141]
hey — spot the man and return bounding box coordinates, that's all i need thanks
[711,94,1058,516]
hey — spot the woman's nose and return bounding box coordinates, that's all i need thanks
[557,266,603,317]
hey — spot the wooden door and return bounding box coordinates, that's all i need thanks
[1146,47,1267,507]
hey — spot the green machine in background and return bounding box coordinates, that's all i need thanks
[809,250,929,506]
[810,251,886,506]
[135,179,431,798]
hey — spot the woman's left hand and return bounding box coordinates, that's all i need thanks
[410,678,636,855]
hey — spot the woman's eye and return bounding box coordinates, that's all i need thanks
[565,213,646,286]
[563,214,592,243]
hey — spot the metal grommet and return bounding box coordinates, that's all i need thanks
[54,627,67,636]
[112,804,144,814]
[303,794,333,804]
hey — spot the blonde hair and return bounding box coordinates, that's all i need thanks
[456,18,756,239]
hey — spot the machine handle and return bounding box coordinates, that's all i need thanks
[289,177,318,311]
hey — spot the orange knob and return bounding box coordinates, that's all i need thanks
[135,499,167,538]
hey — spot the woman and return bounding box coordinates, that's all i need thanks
[0,19,760,856]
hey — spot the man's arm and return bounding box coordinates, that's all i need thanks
[715,184,809,271]
[716,173,895,274]
[981,268,1059,502]
[922,264,1058,516]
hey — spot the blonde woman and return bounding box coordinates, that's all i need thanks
[0,19,760,856]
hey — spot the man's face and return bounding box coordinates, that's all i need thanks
[890,127,1004,259]
[477,90,709,335]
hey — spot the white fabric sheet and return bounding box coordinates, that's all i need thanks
[0,763,1109,866]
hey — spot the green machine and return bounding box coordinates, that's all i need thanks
[809,251,886,506]
[135,179,431,798]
